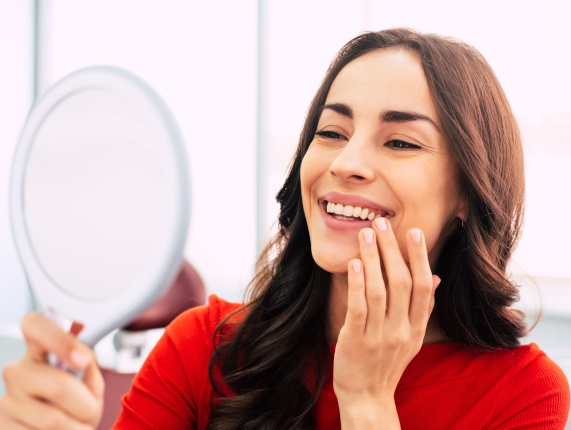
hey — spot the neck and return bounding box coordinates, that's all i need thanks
[327,273,449,344]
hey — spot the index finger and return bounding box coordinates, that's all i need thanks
[21,312,92,371]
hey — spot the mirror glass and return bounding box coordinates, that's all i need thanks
[25,89,169,300]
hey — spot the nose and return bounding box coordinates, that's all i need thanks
[329,135,376,183]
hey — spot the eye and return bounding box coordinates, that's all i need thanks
[385,139,421,150]
[314,129,347,140]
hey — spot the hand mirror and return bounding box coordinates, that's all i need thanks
[10,66,190,348]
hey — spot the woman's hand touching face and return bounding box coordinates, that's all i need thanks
[0,312,104,429]
[333,218,439,428]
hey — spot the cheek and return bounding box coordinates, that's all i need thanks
[300,147,328,213]
[390,168,461,259]
[300,154,314,215]
[391,208,453,267]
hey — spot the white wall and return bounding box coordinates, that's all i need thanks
[0,0,34,323]
[36,0,259,304]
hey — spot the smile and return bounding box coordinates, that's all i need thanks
[325,201,390,221]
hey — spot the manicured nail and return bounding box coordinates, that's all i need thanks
[70,349,90,368]
[410,228,422,244]
[352,260,361,273]
[374,217,387,231]
[363,228,374,244]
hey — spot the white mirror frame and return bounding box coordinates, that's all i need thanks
[10,66,190,346]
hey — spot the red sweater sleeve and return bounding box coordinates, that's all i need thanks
[112,295,240,429]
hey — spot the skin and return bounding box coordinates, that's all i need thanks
[300,47,466,428]
[0,313,104,429]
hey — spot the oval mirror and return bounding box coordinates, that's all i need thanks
[10,66,190,347]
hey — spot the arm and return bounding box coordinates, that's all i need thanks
[334,218,438,429]
[0,312,104,429]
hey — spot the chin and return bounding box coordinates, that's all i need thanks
[310,243,359,275]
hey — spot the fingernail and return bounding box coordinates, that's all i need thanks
[410,228,422,244]
[352,260,361,273]
[374,217,387,231]
[70,349,90,368]
[363,228,374,244]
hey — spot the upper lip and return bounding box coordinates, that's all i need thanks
[318,192,395,217]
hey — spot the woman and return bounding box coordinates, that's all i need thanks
[1,28,569,429]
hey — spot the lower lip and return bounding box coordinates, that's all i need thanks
[320,204,375,231]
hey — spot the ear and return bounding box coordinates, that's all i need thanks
[456,198,468,224]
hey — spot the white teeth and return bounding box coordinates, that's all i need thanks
[325,201,386,221]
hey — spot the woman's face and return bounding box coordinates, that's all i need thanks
[300,47,465,276]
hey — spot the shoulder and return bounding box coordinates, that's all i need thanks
[115,295,245,428]
[482,343,570,428]
[499,342,569,395]
[165,294,245,344]
[491,343,569,390]
[434,342,570,400]
[407,341,568,387]
[397,343,570,429]
[146,293,245,389]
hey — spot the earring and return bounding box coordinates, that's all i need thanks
[461,219,465,229]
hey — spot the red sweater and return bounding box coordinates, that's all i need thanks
[114,295,570,429]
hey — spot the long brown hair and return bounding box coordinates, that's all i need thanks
[207,28,526,429]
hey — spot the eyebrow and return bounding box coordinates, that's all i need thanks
[321,103,440,132]
[381,110,441,132]
[321,103,353,118]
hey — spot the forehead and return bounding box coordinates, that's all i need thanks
[326,48,440,123]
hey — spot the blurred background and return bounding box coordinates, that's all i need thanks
[1,0,570,422]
